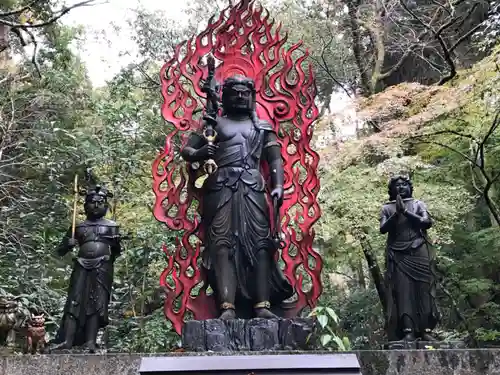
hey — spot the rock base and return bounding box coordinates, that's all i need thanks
[182,318,316,352]
[386,340,466,350]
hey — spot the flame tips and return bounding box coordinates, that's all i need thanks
[238,0,253,11]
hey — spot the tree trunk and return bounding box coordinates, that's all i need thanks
[344,0,372,95]
[0,25,11,68]
[356,259,366,289]
[353,230,387,314]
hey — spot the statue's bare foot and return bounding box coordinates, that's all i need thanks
[219,309,236,320]
[421,332,437,342]
[254,308,278,319]
[85,341,97,353]
[403,332,416,342]
[50,341,73,351]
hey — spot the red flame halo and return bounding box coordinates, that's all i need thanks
[152,0,323,335]
[216,56,256,82]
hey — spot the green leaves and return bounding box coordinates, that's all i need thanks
[309,306,352,351]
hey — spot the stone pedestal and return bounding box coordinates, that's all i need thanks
[386,340,466,350]
[416,340,466,349]
[182,318,316,352]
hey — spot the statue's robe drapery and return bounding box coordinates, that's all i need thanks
[380,198,439,340]
[53,219,120,346]
[189,116,293,313]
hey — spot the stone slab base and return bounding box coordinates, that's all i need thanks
[1,350,500,374]
[139,353,361,374]
[182,318,316,351]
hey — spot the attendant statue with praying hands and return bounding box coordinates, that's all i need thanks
[379,175,440,343]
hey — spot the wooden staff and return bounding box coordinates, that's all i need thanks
[71,174,78,239]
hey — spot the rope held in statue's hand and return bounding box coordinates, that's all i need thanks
[273,195,286,250]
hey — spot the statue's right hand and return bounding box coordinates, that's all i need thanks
[195,144,218,159]
[201,80,211,93]
[67,238,77,248]
[396,194,405,214]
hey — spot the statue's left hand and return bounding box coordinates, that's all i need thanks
[67,238,77,248]
[271,186,284,207]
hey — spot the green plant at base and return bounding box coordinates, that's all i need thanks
[309,306,352,351]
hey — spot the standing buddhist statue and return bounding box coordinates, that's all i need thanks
[181,75,293,320]
[379,175,440,343]
[152,0,323,336]
[50,185,121,353]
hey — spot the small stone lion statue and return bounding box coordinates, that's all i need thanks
[26,313,46,354]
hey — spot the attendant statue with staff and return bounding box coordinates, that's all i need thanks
[50,179,122,353]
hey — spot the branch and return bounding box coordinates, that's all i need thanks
[0,1,102,29]
[376,2,442,82]
[299,37,353,98]
[482,180,500,225]
[410,129,475,140]
[398,0,482,85]
[399,0,456,85]
[412,110,500,225]
[0,1,104,77]
[23,28,41,78]
[377,43,417,80]
[413,139,476,164]
[469,162,483,195]
[430,0,452,16]
[449,21,484,54]
[0,1,39,17]
[439,281,468,322]
[472,111,500,169]
[492,170,500,185]
[329,270,356,281]
[135,62,160,87]
[478,111,500,149]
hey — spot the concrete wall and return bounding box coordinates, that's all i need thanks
[1,350,499,375]
[358,350,500,375]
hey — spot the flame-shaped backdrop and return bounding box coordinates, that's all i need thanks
[152,0,322,335]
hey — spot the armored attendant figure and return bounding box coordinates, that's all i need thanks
[380,175,440,342]
[181,75,293,320]
[51,185,121,352]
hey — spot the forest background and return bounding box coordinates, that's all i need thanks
[0,0,499,352]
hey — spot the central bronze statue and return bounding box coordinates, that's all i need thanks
[380,175,440,343]
[181,75,293,320]
[153,1,323,336]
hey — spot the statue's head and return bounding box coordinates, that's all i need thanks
[29,313,45,327]
[388,175,413,200]
[83,185,113,219]
[221,75,256,115]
